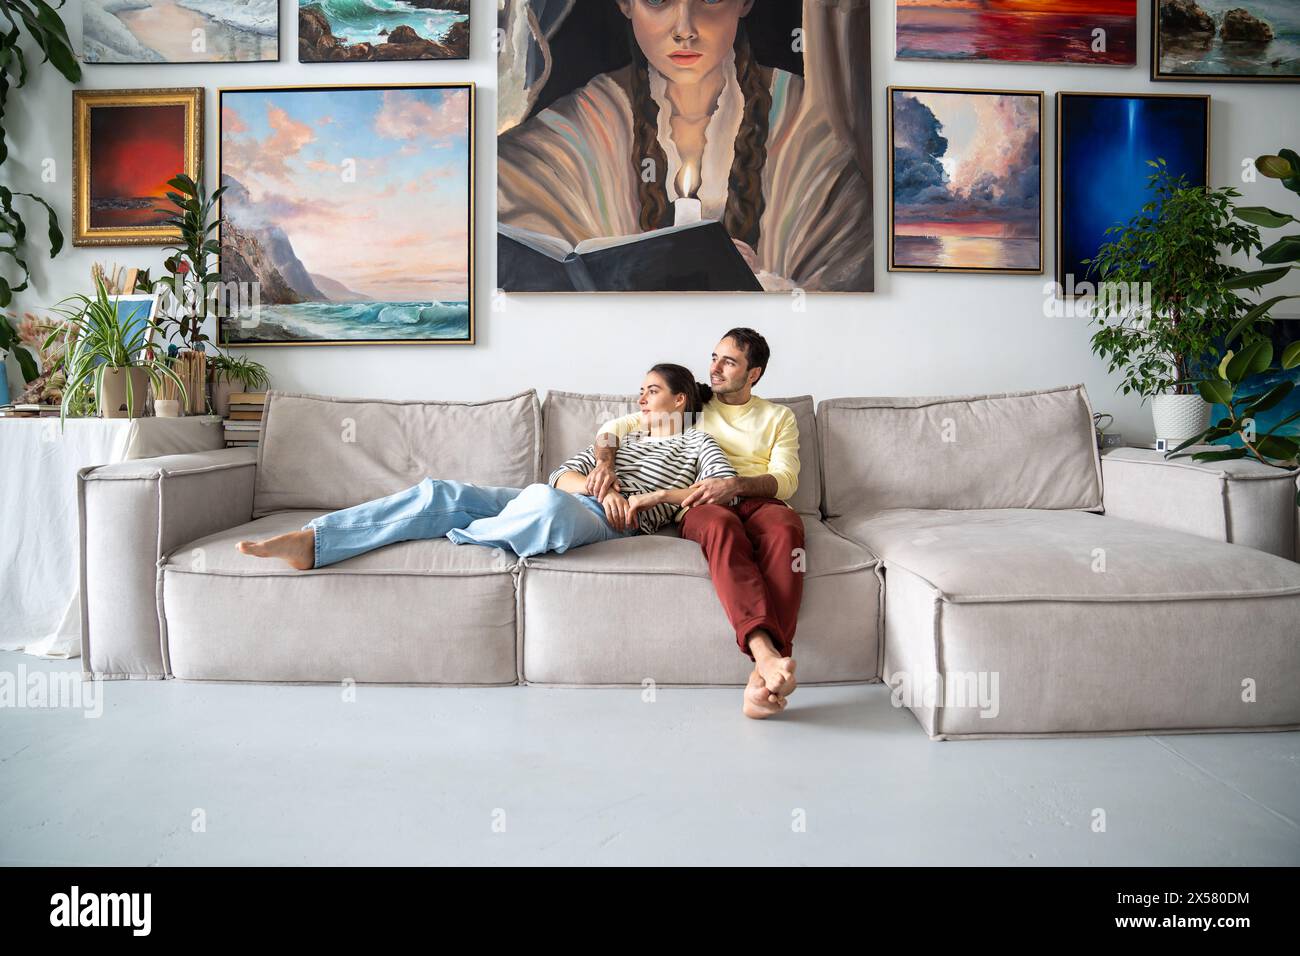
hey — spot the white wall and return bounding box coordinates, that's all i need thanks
[5,1,1299,444]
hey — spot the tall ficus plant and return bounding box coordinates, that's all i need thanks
[0,0,80,310]
[1084,159,1262,399]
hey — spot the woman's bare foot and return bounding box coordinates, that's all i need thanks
[742,669,788,719]
[237,530,315,570]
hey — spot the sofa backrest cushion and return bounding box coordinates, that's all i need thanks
[253,390,542,517]
[817,385,1103,516]
[543,391,823,516]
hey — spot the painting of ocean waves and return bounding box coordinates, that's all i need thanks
[235,301,471,342]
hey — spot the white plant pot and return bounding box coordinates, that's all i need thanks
[1151,393,1212,443]
[154,399,182,418]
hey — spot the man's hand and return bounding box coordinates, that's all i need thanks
[586,461,621,499]
[680,477,739,509]
[601,490,634,531]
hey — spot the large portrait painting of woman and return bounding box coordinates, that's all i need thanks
[496,0,874,293]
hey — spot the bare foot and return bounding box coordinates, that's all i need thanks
[237,530,315,570]
[756,655,797,700]
[742,669,788,719]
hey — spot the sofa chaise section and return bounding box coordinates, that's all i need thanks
[818,384,1300,740]
[829,508,1300,739]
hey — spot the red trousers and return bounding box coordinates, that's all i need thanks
[680,498,805,660]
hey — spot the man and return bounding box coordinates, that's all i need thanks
[588,329,803,720]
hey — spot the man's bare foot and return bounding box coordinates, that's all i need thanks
[756,655,797,699]
[742,669,787,719]
[236,530,315,570]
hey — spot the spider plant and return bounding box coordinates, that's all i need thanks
[43,276,187,426]
[208,351,269,391]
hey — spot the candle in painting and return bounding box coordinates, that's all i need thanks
[673,165,702,226]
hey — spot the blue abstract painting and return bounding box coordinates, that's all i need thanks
[1056,93,1209,296]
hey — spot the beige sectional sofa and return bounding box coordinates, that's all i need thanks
[77,384,1300,740]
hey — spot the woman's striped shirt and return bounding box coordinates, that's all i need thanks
[548,428,738,534]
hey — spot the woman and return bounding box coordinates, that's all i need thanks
[497,0,873,292]
[236,365,737,570]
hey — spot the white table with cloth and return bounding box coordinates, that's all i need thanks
[0,416,225,658]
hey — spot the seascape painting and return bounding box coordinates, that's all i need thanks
[1154,0,1300,81]
[496,0,873,293]
[888,87,1043,274]
[299,0,469,62]
[218,85,473,345]
[84,0,279,63]
[1056,92,1210,296]
[896,0,1137,66]
[72,88,203,246]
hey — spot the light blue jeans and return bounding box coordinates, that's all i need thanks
[304,478,635,568]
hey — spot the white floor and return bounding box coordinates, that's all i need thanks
[1,650,1297,866]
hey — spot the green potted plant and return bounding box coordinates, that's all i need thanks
[45,275,188,424]
[151,168,226,414]
[1,1,80,307]
[208,351,269,418]
[1173,148,1300,497]
[1085,158,1263,443]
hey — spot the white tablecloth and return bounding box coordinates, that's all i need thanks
[0,416,225,658]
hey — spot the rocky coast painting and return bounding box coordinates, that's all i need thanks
[218,85,473,345]
[84,0,279,63]
[1154,0,1300,80]
[299,0,469,61]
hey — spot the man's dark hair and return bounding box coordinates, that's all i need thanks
[722,327,770,383]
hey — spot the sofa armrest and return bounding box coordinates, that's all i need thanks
[78,446,258,679]
[1100,447,1299,560]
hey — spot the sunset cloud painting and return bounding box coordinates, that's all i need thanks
[218,84,473,345]
[889,88,1042,274]
[896,0,1137,65]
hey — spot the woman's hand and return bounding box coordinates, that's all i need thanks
[625,491,662,530]
[601,490,634,531]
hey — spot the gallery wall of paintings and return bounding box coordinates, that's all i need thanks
[6,0,1299,420]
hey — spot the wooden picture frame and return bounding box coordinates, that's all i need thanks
[217,83,475,347]
[1055,91,1211,298]
[887,86,1044,276]
[71,87,203,247]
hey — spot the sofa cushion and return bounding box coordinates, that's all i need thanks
[519,517,880,684]
[829,509,1300,739]
[543,390,822,515]
[817,385,1103,517]
[253,390,542,518]
[160,511,518,684]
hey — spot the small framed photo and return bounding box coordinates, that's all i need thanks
[72,88,203,246]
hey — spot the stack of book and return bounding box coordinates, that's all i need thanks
[0,403,63,419]
[224,392,266,447]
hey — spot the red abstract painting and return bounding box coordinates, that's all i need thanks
[88,104,185,228]
[897,1,1137,65]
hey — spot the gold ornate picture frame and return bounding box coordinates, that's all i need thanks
[72,87,203,247]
